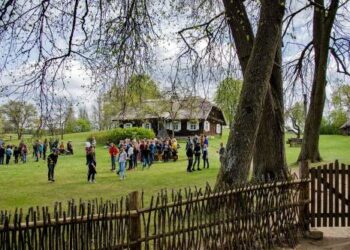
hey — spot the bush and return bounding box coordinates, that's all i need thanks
[319,118,342,135]
[88,127,155,145]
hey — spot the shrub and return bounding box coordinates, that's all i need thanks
[319,118,341,135]
[88,127,155,145]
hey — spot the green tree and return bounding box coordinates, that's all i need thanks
[126,74,161,108]
[329,110,347,129]
[285,102,305,138]
[1,100,37,139]
[74,118,91,132]
[98,74,161,130]
[332,85,350,112]
[214,78,242,126]
[64,104,76,134]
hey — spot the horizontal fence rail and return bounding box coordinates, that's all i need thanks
[1,179,309,250]
[309,160,350,227]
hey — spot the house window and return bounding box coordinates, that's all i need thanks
[165,121,181,131]
[204,121,210,132]
[165,121,172,130]
[124,123,132,128]
[142,122,151,129]
[187,121,199,131]
[216,124,221,134]
[173,121,181,132]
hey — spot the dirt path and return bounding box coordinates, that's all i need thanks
[296,228,350,249]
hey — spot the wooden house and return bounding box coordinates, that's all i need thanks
[112,98,226,137]
[340,120,350,135]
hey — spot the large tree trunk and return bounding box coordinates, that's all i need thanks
[254,42,288,180]
[216,0,285,186]
[219,0,287,183]
[298,0,339,162]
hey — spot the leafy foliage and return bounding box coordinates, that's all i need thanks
[93,74,161,130]
[1,101,37,139]
[214,78,242,125]
[88,127,155,145]
[285,102,305,137]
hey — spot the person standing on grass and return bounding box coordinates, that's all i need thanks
[5,145,12,165]
[193,142,201,171]
[0,144,5,165]
[67,141,74,155]
[21,144,27,163]
[47,149,59,182]
[39,142,44,159]
[87,148,97,183]
[203,135,209,148]
[109,143,119,171]
[142,141,150,168]
[132,140,139,168]
[127,143,134,170]
[186,144,194,173]
[118,148,127,180]
[149,140,155,165]
[202,144,209,169]
[85,141,91,164]
[13,146,20,164]
[185,136,192,151]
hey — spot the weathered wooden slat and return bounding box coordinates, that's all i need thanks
[323,164,328,227]
[316,166,322,227]
[341,164,346,227]
[329,163,334,227]
[335,161,340,227]
[310,168,316,227]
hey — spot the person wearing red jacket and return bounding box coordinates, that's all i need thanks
[109,143,119,171]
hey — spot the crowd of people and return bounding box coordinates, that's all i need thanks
[0,138,74,183]
[185,135,211,172]
[1,134,226,184]
[84,137,180,182]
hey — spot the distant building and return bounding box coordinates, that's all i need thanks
[340,120,350,135]
[112,98,226,137]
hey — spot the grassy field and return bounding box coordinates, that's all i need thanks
[0,129,349,211]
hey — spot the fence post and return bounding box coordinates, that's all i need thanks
[299,160,310,232]
[129,191,141,250]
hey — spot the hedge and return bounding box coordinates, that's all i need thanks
[88,128,155,145]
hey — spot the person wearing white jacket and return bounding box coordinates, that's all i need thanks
[127,145,134,170]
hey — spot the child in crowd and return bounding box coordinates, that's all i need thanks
[109,143,119,171]
[186,144,194,173]
[47,149,59,182]
[5,145,12,165]
[13,146,20,164]
[118,148,127,180]
[0,145,5,165]
[193,142,201,171]
[202,144,209,169]
[87,148,97,183]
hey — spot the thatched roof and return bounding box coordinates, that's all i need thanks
[112,97,226,124]
[340,120,350,129]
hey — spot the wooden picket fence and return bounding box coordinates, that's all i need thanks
[309,160,350,227]
[0,179,309,250]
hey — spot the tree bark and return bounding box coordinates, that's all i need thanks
[298,0,339,162]
[254,42,288,180]
[217,0,287,183]
[216,0,286,186]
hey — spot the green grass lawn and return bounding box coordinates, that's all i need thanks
[0,129,349,211]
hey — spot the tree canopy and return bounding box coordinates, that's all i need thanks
[214,78,242,126]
